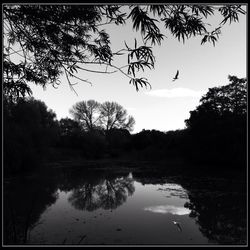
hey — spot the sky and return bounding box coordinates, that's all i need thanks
[28,5,247,134]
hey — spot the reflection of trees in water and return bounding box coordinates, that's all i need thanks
[181,177,247,244]
[68,183,100,211]
[134,171,247,245]
[4,168,246,245]
[4,175,58,244]
[68,174,135,211]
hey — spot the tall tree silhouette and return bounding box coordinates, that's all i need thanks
[185,75,247,167]
[4,97,59,174]
[70,100,101,131]
[100,101,135,133]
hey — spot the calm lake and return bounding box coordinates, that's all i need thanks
[4,163,247,245]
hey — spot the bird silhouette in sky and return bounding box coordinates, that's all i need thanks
[172,70,179,82]
[172,221,182,232]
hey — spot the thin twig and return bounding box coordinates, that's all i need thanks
[78,234,87,244]
[8,47,33,63]
[76,65,117,74]
[70,60,133,80]
[63,67,79,96]
[7,49,24,56]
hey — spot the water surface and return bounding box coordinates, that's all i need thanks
[4,165,246,245]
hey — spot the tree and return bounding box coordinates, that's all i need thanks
[185,75,247,129]
[184,75,247,167]
[4,97,59,173]
[70,100,101,131]
[100,101,135,132]
[70,99,135,133]
[3,4,246,100]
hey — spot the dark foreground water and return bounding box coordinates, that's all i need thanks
[3,163,247,245]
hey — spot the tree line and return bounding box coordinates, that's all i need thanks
[3,97,134,174]
[3,75,247,175]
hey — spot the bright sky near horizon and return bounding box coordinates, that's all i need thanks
[29,5,247,134]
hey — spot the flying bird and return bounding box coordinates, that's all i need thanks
[172,70,179,82]
[172,221,182,232]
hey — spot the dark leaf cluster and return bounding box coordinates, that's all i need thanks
[163,6,207,42]
[219,5,246,25]
[128,6,164,45]
[129,77,151,92]
[102,5,127,25]
[126,40,155,80]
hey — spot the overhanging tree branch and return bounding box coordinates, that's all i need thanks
[3,4,246,101]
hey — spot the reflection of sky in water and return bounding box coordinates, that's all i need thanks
[144,205,191,215]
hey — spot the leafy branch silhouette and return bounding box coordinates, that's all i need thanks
[3,4,246,100]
